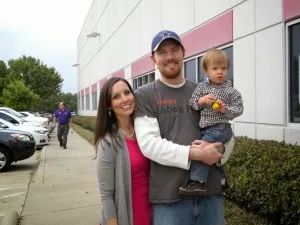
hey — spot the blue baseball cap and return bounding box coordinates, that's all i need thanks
[151,30,183,52]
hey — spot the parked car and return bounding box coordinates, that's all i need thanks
[0,128,36,172]
[42,113,54,122]
[19,111,37,117]
[0,107,50,131]
[0,119,49,150]
[0,111,50,141]
[0,111,42,128]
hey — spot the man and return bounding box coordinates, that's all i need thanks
[134,30,234,225]
[53,102,72,149]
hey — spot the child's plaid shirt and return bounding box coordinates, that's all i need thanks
[189,80,244,128]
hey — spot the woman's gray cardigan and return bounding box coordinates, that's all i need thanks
[97,132,133,225]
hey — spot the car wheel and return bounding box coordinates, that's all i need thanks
[0,148,12,172]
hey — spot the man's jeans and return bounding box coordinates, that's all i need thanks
[152,196,224,225]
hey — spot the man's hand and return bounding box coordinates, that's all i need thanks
[189,142,223,165]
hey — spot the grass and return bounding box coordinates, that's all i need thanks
[71,123,94,145]
[71,123,273,225]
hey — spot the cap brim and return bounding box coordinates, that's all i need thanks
[152,37,182,52]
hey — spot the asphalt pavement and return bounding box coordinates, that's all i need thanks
[0,128,101,225]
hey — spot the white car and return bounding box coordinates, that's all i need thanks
[0,118,49,150]
[19,111,37,117]
[0,107,50,130]
[0,111,42,127]
[0,110,51,141]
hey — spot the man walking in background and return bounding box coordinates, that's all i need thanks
[53,102,72,149]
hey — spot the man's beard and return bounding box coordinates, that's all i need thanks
[161,68,182,80]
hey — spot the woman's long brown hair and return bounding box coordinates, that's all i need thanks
[94,77,134,155]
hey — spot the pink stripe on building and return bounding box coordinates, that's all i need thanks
[91,83,97,92]
[182,11,233,58]
[284,0,300,21]
[131,53,155,78]
[111,69,125,78]
[98,78,107,88]
[80,90,84,96]
[85,87,90,94]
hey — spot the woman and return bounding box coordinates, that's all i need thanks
[94,77,151,225]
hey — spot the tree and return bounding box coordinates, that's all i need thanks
[0,61,8,101]
[7,56,63,102]
[1,80,40,111]
[49,92,77,112]
[59,92,77,112]
[0,60,8,77]
[40,92,78,114]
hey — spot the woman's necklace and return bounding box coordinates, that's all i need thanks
[120,128,135,138]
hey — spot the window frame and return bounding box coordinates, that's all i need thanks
[81,95,84,110]
[286,18,300,127]
[183,43,233,83]
[132,71,155,90]
[91,91,98,111]
[86,93,90,110]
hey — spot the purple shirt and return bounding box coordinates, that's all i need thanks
[54,109,71,125]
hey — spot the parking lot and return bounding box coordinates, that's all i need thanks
[0,150,41,222]
[0,129,100,225]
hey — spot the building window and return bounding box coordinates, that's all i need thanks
[184,46,234,84]
[85,94,90,110]
[223,46,233,83]
[92,91,98,110]
[81,96,84,110]
[197,56,206,82]
[133,72,155,90]
[184,58,197,81]
[288,22,300,123]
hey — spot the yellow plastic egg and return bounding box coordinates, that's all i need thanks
[212,102,220,110]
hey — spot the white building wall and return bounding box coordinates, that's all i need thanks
[140,0,161,56]
[195,0,245,27]
[161,0,195,34]
[233,35,256,123]
[255,0,282,31]
[233,0,255,39]
[76,0,300,145]
[255,24,285,125]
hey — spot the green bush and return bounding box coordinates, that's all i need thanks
[72,115,96,132]
[225,137,300,225]
[224,199,273,225]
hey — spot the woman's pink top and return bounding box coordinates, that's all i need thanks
[125,137,151,225]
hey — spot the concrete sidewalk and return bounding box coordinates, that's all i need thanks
[19,128,101,225]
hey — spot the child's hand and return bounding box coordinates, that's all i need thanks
[215,99,227,113]
[198,94,216,105]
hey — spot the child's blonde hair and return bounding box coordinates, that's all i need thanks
[201,48,230,71]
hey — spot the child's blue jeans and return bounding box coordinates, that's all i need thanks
[190,123,232,182]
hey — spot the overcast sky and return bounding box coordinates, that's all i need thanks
[0,0,93,93]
